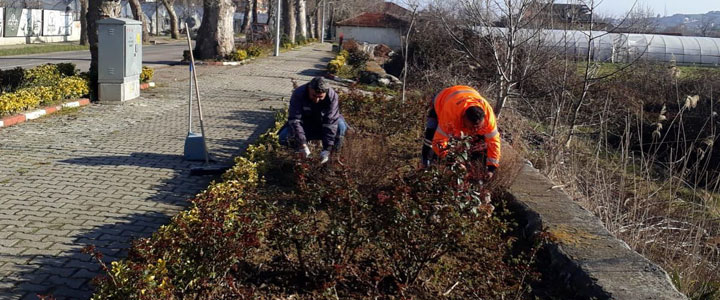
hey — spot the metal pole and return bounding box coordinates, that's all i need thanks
[320,0,325,43]
[186,23,193,134]
[274,0,281,56]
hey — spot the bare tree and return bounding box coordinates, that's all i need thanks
[252,0,258,24]
[298,0,307,39]
[162,0,180,38]
[128,0,150,42]
[241,0,253,33]
[195,0,236,59]
[283,0,296,43]
[699,15,716,37]
[79,0,89,45]
[400,0,419,103]
[442,0,553,118]
[616,4,657,33]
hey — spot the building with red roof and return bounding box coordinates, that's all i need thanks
[335,3,411,50]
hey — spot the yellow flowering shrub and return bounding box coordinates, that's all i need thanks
[24,64,61,87]
[229,49,248,61]
[0,65,89,116]
[58,76,90,100]
[140,66,154,83]
[0,89,41,115]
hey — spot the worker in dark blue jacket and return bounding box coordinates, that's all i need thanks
[279,77,348,164]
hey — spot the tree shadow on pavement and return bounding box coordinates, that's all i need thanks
[0,110,275,299]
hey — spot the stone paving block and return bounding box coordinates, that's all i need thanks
[0,44,334,298]
[15,241,53,250]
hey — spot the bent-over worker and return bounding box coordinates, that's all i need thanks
[420,85,501,179]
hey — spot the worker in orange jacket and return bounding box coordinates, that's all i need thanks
[420,86,501,179]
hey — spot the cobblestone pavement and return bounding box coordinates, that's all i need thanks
[0,43,333,299]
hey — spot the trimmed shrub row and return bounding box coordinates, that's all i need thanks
[0,63,89,116]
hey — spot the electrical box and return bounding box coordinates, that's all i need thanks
[97,18,142,103]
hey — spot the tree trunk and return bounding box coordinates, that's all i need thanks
[308,14,314,39]
[128,0,150,42]
[266,0,274,25]
[315,5,321,40]
[195,0,236,59]
[297,0,306,39]
[88,0,121,99]
[161,0,180,39]
[241,0,252,33]
[79,0,89,45]
[252,0,258,24]
[282,0,295,44]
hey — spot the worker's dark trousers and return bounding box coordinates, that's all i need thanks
[278,117,349,151]
[421,107,438,167]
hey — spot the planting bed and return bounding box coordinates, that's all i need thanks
[88,88,566,299]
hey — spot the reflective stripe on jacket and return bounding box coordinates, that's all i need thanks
[431,86,501,168]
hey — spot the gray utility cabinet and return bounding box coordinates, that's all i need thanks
[97,18,142,103]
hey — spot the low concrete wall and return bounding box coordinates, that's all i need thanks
[0,21,81,46]
[508,162,687,299]
[336,26,403,50]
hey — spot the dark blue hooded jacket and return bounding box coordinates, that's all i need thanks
[287,84,341,151]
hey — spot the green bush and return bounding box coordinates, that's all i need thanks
[140,66,154,83]
[246,45,263,58]
[229,49,248,61]
[0,67,25,93]
[339,49,350,60]
[327,59,343,74]
[56,63,77,77]
[348,50,370,69]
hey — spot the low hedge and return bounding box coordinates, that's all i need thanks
[88,90,548,299]
[140,66,154,83]
[0,63,88,116]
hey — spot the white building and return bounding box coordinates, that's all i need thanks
[335,12,408,50]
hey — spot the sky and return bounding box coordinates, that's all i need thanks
[593,0,719,17]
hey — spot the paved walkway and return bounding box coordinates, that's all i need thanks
[0,43,333,299]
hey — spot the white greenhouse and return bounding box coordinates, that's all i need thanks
[477,27,720,66]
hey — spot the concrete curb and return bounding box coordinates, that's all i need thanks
[507,162,687,299]
[140,82,156,90]
[0,98,90,129]
[0,82,155,130]
[179,61,248,66]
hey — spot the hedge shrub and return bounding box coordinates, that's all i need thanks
[140,66,154,83]
[59,76,90,100]
[0,67,25,93]
[24,64,61,87]
[0,89,41,114]
[246,45,263,58]
[56,63,77,77]
[0,74,89,116]
[229,49,248,61]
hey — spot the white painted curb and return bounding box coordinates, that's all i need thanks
[24,109,46,120]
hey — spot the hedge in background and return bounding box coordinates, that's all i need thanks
[140,66,154,83]
[0,63,89,116]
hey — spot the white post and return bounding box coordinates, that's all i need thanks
[274,0,281,56]
[321,0,325,43]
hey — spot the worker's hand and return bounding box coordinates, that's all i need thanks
[319,150,331,164]
[485,170,495,180]
[298,144,311,158]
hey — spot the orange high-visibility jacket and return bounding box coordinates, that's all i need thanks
[431,86,501,168]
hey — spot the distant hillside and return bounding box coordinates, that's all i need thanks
[651,11,720,35]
